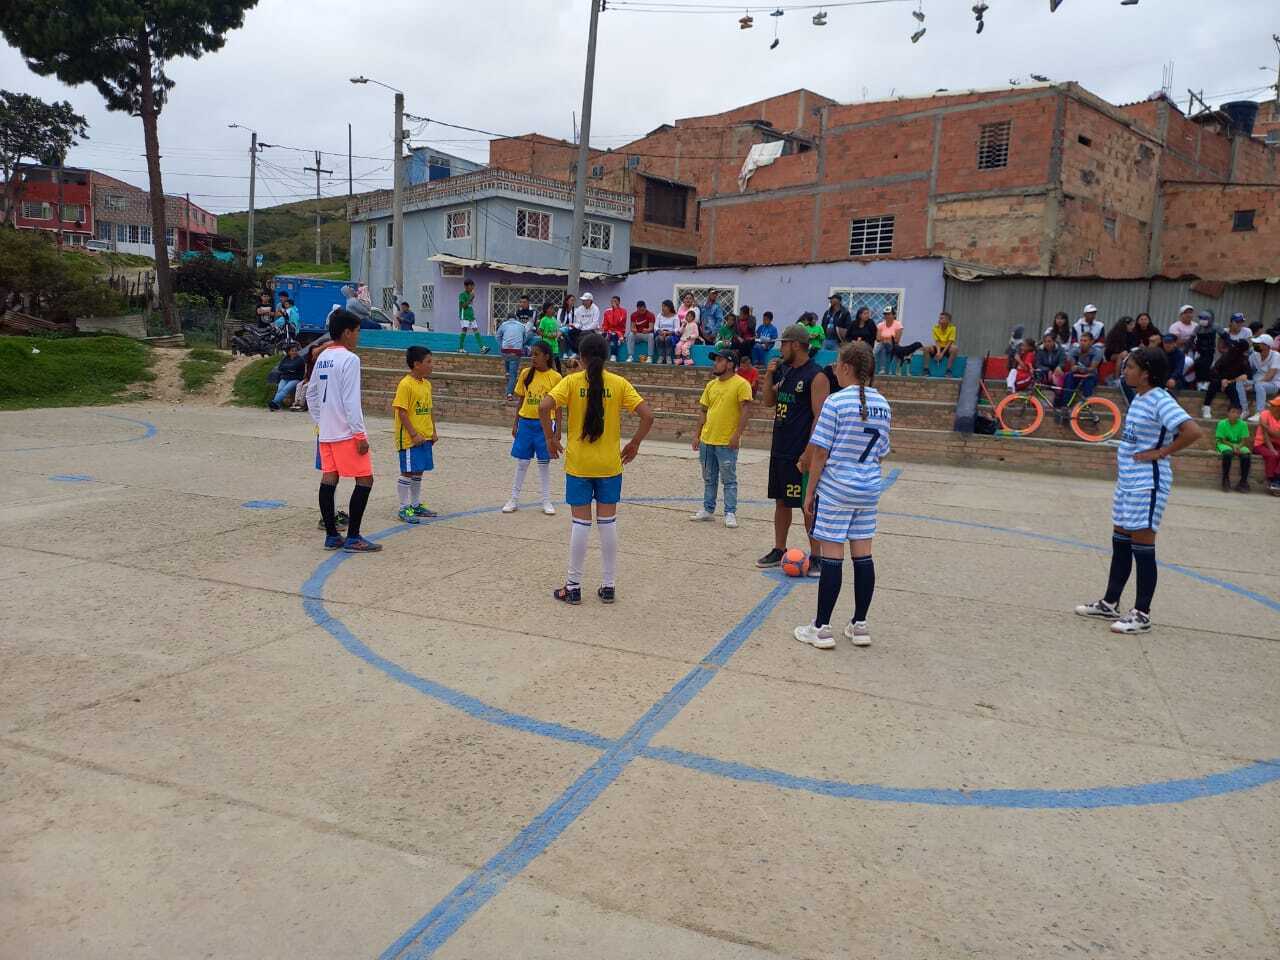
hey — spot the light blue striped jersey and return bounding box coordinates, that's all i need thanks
[810,385,892,507]
[1116,388,1191,492]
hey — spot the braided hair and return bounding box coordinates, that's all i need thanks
[578,332,608,442]
[837,340,876,420]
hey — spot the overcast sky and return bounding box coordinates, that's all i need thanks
[2,0,1276,214]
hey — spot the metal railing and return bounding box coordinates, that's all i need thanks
[349,168,634,219]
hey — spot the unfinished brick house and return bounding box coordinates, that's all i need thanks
[489,83,1279,281]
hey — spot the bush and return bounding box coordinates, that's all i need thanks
[0,229,128,322]
[0,334,151,409]
[231,355,277,407]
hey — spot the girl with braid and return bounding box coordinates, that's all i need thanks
[541,332,655,605]
[794,341,892,650]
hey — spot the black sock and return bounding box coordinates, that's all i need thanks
[1133,543,1157,614]
[1103,533,1133,606]
[347,483,372,539]
[1239,454,1251,482]
[319,482,338,537]
[1221,453,1233,481]
[814,557,843,627]
[852,555,875,623]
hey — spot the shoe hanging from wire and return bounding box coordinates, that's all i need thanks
[739,12,753,28]
[770,7,783,49]
[812,10,827,25]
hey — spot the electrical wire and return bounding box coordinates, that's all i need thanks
[611,0,910,11]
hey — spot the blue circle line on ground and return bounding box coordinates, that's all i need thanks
[242,499,288,510]
[4,412,158,453]
[49,474,94,483]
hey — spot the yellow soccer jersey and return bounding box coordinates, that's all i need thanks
[392,375,434,450]
[515,367,562,419]
[546,370,644,477]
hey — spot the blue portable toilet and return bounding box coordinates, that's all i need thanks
[273,275,352,334]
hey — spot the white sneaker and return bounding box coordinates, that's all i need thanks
[501,500,518,514]
[542,501,557,516]
[844,621,871,646]
[794,623,836,649]
[690,509,714,521]
[1075,598,1120,619]
[1197,382,1208,391]
[1110,609,1152,634]
[1247,412,1261,423]
[1200,406,1211,418]
[724,512,738,529]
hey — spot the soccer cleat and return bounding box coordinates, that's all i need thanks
[397,506,421,524]
[542,500,557,515]
[756,547,785,568]
[1236,479,1251,493]
[794,623,836,649]
[554,584,582,605]
[1075,598,1120,619]
[502,499,519,513]
[412,504,438,518]
[724,512,738,529]
[845,621,872,646]
[597,585,616,604]
[1201,406,1211,418]
[1222,477,1232,492]
[1110,609,1152,634]
[323,534,346,550]
[343,535,383,553]
[317,511,350,531]
[690,508,714,521]
[268,401,280,411]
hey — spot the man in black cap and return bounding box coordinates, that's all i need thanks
[821,294,851,350]
[757,323,829,569]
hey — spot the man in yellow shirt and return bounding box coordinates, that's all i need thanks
[540,332,654,605]
[924,310,959,377]
[690,350,752,528]
[392,345,438,523]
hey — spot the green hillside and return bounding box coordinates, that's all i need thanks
[219,196,353,267]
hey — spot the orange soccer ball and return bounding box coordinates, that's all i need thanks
[780,548,810,577]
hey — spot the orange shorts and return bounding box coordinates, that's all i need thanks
[318,437,373,477]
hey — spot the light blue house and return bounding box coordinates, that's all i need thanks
[349,168,633,331]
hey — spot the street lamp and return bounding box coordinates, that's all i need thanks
[228,122,260,265]
[350,76,405,300]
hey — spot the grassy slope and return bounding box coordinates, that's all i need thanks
[219,196,351,266]
[0,335,153,410]
[231,355,277,407]
[179,347,232,391]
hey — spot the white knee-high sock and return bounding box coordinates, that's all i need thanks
[397,476,412,508]
[567,519,591,587]
[511,459,531,500]
[409,477,422,507]
[537,460,551,501]
[597,516,618,587]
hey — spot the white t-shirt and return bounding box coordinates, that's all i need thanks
[1252,349,1280,382]
[574,304,601,332]
[655,312,680,334]
[1167,319,1196,344]
[1073,318,1104,342]
[306,345,366,442]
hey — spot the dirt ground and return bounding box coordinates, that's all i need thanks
[136,346,254,405]
[1,403,1277,960]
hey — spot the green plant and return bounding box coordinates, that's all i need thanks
[231,355,276,407]
[0,229,129,322]
[179,347,231,391]
[0,90,89,226]
[0,334,151,409]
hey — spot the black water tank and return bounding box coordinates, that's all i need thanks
[1222,100,1260,137]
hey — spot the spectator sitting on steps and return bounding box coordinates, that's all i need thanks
[1216,402,1251,493]
[1035,333,1065,385]
[1202,339,1252,418]
[1253,395,1280,495]
[1248,333,1280,422]
[1057,331,1102,407]
[924,311,959,377]
[268,341,305,411]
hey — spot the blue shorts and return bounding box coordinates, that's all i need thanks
[810,496,878,543]
[314,438,321,471]
[398,441,434,474]
[511,417,550,462]
[566,473,622,506]
[1113,484,1168,532]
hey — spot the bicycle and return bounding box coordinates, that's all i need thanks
[980,375,1123,443]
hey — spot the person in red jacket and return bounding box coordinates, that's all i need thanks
[602,295,628,360]
[627,299,655,362]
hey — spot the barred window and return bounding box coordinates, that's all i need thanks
[446,209,472,239]
[828,288,903,323]
[165,227,175,246]
[421,284,435,311]
[61,203,85,222]
[367,224,377,249]
[96,221,112,241]
[106,194,128,211]
[848,216,895,257]
[21,201,50,220]
[385,222,394,247]
[582,219,612,251]
[978,120,1011,170]
[1233,209,1256,232]
[381,287,396,311]
[139,225,152,244]
[490,283,565,327]
[516,207,552,242]
[673,285,739,317]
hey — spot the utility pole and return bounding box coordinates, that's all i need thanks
[567,0,603,298]
[393,92,405,301]
[247,131,257,266]
[348,123,353,200]
[304,150,332,266]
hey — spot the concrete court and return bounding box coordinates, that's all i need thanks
[1,401,1277,960]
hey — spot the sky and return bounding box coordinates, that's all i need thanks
[1,0,1277,215]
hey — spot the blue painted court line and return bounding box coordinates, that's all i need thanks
[49,474,94,483]
[5,412,158,453]
[377,579,795,960]
[241,499,288,510]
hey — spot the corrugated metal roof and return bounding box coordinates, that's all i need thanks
[427,254,620,282]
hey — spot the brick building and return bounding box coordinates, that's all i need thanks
[490,83,1279,281]
[10,165,94,247]
[89,172,219,258]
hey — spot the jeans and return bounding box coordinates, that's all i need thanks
[654,333,675,363]
[502,352,520,396]
[1253,376,1279,412]
[874,342,900,373]
[606,333,623,360]
[626,332,653,362]
[1204,378,1249,412]
[272,379,300,406]
[752,343,772,366]
[700,443,739,514]
[1058,372,1097,405]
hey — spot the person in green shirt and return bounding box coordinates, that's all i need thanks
[714,319,735,351]
[456,279,489,354]
[1216,401,1251,492]
[800,311,825,358]
[536,300,562,372]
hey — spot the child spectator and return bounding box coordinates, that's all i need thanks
[268,341,305,411]
[1254,395,1280,495]
[654,299,679,364]
[396,300,415,331]
[392,345,438,525]
[800,311,825,357]
[676,311,700,365]
[736,353,759,396]
[1034,333,1065,384]
[714,315,736,352]
[602,295,627,360]
[690,349,753,528]
[627,300,655,363]
[1216,403,1251,492]
[536,300,563,373]
[1008,337,1036,392]
[1161,334,1186,394]
[754,312,779,366]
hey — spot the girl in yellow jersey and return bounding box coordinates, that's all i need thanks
[503,341,562,516]
[540,332,655,605]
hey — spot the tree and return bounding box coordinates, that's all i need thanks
[1,1,259,332]
[171,254,257,311]
[0,228,126,322]
[0,91,89,228]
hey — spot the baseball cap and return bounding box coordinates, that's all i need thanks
[708,349,739,364]
[1230,312,1245,323]
[1083,304,1098,313]
[1179,304,1195,313]
[882,305,894,314]
[780,323,810,344]
[1161,333,1177,343]
[1251,333,1274,347]
[581,292,593,301]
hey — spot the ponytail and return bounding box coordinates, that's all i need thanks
[578,332,608,442]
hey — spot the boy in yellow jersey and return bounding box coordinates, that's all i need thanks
[392,346,438,523]
[924,310,959,377]
[540,332,654,605]
[503,341,562,516]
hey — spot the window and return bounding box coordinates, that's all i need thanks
[1077,134,1093,147]
[116,223,129,242]
[386,222,394,247]
[590,164,605,178]
[516,207,553,242]
[828,288,904,326]
[977,120,1011,170]
[581,219,612,251]
[672,284,739,318]
[1103,215,1117,240]
[848,216,895,256]
[106,193,128,211]
[381,287,396,311]
[643,178,689,229]
[446,209,472,239]
[489,283,566,327]
[421,284,435,311]
[61,203,85,222]
[1233,209,1256,232]
[367,223,377,249]
[428,155,451,180]
[139,225,152,244]
[439,262,464,278]
[62,232,85,246]
[21,201,50,220]
[165,227,175,247]
[96,221,112,241]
